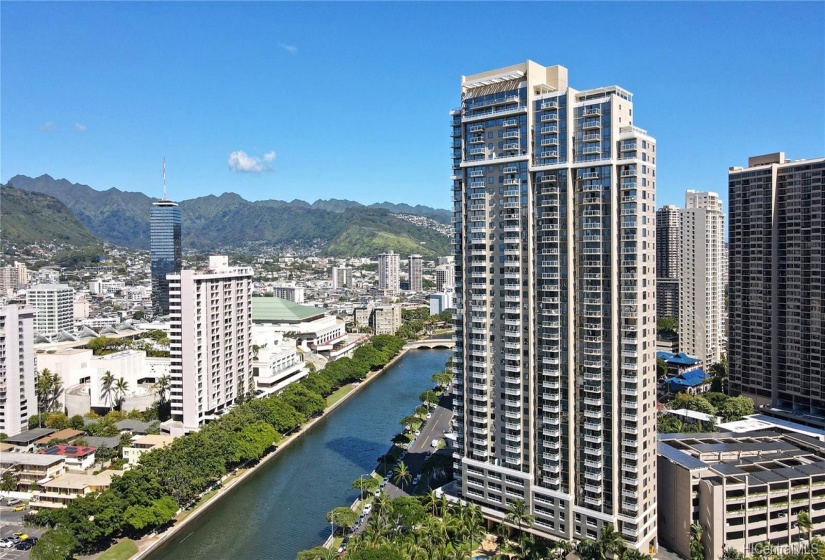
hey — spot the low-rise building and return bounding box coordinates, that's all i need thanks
[0,453,66,490]
[30,470,123,510]
[40,445,97,472]
[3,428,56,452]
[658,430,825,559]
[251,297,345,357]
[123,434,175,466]
[251,326,307,394]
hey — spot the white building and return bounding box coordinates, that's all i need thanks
[451,61,657,551]
[435,263,455,291]
[251,326,307,394]
[679,191,724,367]
[272,283,305,304]
[168,256,253,432]
[26,284,74,337]
[331,266,353,289]
[0,305,37,436]
[372,305,402,335]
[0,262,28,295]
[377,251,400,296]
[408,254,423,292]
[73,296,90,320]
[429,290,455,315]
[251,297,346,357]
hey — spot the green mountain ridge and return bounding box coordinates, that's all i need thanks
[0,184,101,249]
[7,174,451,257]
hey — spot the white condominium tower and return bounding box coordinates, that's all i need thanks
[679,191,724,366]
[332,266,353,289]
[451,61,657,551]
[408,254,423,292]
[655,205,680,321]
[0,305,37,435]
[168,256,253,432]
[377,251,400,296]
[26,284,74,337]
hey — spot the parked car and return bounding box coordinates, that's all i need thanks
[0,537,20,548]
[362,503,372,515]
[6,498,21,506]
[15,541,33,551]
[379,479,387,488]
[12,505,27,512]
[412,475,421,485]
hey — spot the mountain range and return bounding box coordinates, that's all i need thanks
[5,174,452,258]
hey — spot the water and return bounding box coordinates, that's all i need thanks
[148,349,451,560]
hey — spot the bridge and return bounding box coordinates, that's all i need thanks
[406,337,455,350]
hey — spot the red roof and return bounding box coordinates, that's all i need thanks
[40,444,97,458]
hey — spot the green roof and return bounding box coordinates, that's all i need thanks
[251,297,327,323]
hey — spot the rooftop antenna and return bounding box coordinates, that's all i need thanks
[162,157,167,201]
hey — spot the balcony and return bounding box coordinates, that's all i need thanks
[541,137,560,147]
[503,118,519,128]
[540,112,559,122]
[503,130,520,139]
[541,100,559,110]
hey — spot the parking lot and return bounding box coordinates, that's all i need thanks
[0,504,44,560]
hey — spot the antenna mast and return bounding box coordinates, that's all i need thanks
[162,157,167,201]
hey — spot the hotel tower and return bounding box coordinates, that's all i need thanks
[450,61,657,551]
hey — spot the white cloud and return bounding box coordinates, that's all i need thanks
[74,123,88,132]
[39,121,56,132]
[228,150,276,173]
[280,43,298,55]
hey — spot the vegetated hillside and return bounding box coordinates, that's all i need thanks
[325,208,451,258]
[0,184,101,248]
[309,198,451,224]
[8,174,451,256]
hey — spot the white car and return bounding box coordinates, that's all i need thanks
[363,503,373,515]
[412,475,421,485]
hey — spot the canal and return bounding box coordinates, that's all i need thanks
[148,348,451,560]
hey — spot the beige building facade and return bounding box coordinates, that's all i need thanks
[0,305,37,436]
[451,61,657,551]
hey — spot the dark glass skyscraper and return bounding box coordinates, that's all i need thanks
[151,199,182,315]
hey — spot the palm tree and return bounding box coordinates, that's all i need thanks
[798,510,813,546]
[101,370,116,412]
[621,549,650,560]
[424,490,440,516]
[35,369,64,422]
[393,461,412,487]
[505,498,534,543]
[597,523,626,559]
[114,377,129,411]
[689,521,703,560]
[152,374,170,404]
[462,506,485,554]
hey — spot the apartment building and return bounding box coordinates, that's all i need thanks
[332,266,353,289]
[150,198,182,315]
[659,431,825,559]
[377,251,400,296]
[168,256,252,432]
[679,191,724,367]
[0,262,28,295]
[435,262,456,291]
[450,61,657,551]
[0,305,37,436]
[729,153,825,417]
[26,284,74,337]
[272,283,305,304]
[372,305,402,335]
[656,205,680,321]
[408,254,423,292]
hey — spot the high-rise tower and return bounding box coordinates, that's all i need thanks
[729,152,825,417]
[451,61,657,551]
[655,205,680,321]
[377,251,400,296]
[679,191,724,366]
[408,254,423,292]
[150,164,182,315]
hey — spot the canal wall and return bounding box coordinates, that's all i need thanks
[131,346,414,560]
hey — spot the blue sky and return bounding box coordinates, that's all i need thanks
[1,2,823,211]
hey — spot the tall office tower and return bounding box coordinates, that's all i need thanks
[0,305,37,435]
[408,254,423,291]
[729,152,825,417]
[451,61,657,551]
[26,284,74,337]
[435,262,456,291]
[332,266,353,289]
[678,191,724,366]
[168,256,252,432]
[655,205,680,321]
[151,197,182,315]
[377,251,400,296]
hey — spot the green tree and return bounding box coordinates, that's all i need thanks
[114,377,130,411]
[101,370,116,412]
[419,389,439,408]
[393,461,412,487]
[69,414,85,430]
[30,527,78,560]
[717,396,754,422]
[798,510,813,545]
[505,498,535,543]
[1,470,16,491]
[353,475,379,499]
[597,524,626,559]
[35,368,63,418]
[657,357,669,380]
[280,384,326,418]
[296,547,336,560]
[326,506,358,535]
[152,375,170,405]
[431,371,452,389]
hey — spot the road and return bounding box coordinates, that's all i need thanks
[0,504,44,560]
[384,390,453,499]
